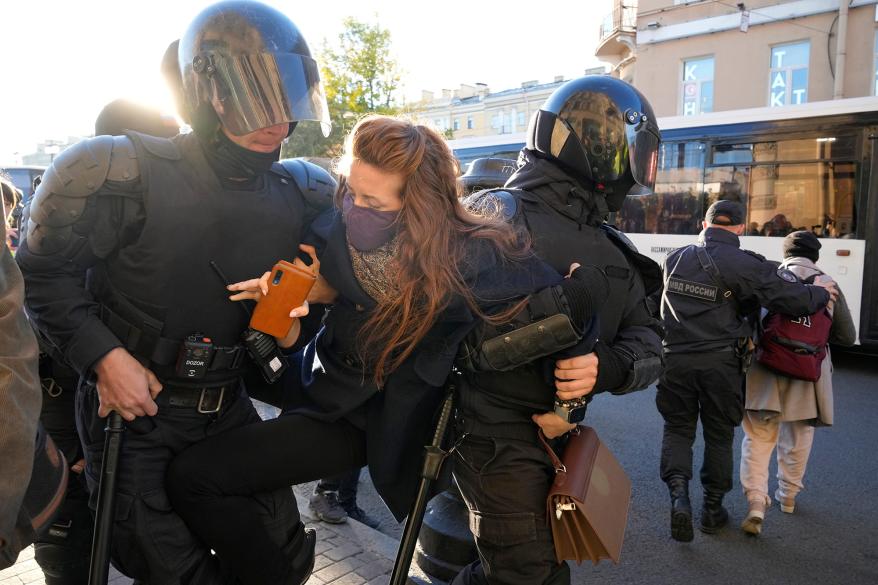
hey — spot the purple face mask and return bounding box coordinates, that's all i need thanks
[342,193,401,251]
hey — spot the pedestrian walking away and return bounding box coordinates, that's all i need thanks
[15,1,333,582]
[739,230,856,536]
[657,200,838,542]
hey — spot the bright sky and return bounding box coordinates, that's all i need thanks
[0,0,614,162]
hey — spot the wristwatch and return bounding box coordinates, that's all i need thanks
[554,397,589,424]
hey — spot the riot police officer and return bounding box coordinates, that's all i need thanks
[16,2,334,583]
[454,76,665,585]
[657,199,837,542]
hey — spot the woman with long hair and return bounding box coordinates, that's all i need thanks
[166,115,576,585]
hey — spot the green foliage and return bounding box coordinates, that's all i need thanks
[282,16,402,159]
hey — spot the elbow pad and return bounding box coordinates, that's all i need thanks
[610,355,664,395]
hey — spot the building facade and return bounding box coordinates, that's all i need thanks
[598,0,878,118]
[412,80,564,140]
[410,68,608,140]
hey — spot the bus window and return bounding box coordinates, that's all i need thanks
[749,162,856,238]
[755,136,856,163]
[617,141,705,234]
[704,164,750,226]
[712,144,753,164]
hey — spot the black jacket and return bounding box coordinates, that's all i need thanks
[661,227,830,352]
[500,152,664,394]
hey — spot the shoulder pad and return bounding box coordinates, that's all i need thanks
[463,188,520,222]
[25,136,140,255]
[274,158,336,213]
[600,223,637,253]
[600,223,664,296]
[743,249,766,262]
[126,130,181,160]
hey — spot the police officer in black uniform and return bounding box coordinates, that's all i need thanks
[657,199,837,542]
[16,2,334,583]
[453,76,665,585]
[26,99,181,585]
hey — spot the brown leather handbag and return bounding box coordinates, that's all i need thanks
[539,426,631,565]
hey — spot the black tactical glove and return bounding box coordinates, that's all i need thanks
[558,265,610,325]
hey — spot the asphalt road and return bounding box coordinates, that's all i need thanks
[347,351,878,585]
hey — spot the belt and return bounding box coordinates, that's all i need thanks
[157,384,236,414]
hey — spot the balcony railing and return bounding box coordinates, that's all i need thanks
[600,3,637,42]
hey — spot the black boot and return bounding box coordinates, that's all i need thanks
[284,528,317,585]
[667,476,693,542]
[700,492,729,534]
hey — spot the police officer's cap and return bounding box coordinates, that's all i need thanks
[705,200,744,226]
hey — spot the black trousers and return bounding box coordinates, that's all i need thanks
[450,422,570,585]
[656,350,745,497]
[77,383,301,585]
[166,413,367,585]
[36,370,91,585]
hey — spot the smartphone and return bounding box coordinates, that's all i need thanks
[249,260,317,338]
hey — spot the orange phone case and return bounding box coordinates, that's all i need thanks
[249,260,317,338]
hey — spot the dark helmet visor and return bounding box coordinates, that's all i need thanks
[625,121,659,190]
[209,52,330,137]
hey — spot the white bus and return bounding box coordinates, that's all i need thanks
[448,97,878,348]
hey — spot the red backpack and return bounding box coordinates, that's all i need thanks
[756,274,833,382]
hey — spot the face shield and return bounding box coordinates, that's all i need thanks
[553,91,630,185]
[204,51,331,137]
[624,113,660,190]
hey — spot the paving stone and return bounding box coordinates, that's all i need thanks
[324,542,361,562]
[355,558,393,581]
[313,553,333,572]
[326,571,367,585]
[314,556,364,582]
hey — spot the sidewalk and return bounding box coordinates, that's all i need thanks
[0,485,423,585]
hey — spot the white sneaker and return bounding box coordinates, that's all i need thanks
[775,490,796,514]
[741,499,767,535]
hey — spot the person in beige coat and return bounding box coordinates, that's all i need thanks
[740,231,857,535]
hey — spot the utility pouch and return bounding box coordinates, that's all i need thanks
[475,313,581,372]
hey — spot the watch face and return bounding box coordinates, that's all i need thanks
[568,406,588,424]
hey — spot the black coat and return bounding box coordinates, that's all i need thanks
[286,209,560,519]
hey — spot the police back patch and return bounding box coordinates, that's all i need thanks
[776,268,799,283]
[666,277,719,302]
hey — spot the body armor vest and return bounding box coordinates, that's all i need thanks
[96,132,305,383]
[461,186,653,417]
[517,187,640,344]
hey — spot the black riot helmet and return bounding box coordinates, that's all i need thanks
[527,76,660,206]
[179,0,330,137]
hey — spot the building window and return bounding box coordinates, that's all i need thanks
[453,118,460,131]
[769,41,809,107]
[681,56,714,116]
[517,112,526,126]
[874,31,878,95]
[467,115,473,129]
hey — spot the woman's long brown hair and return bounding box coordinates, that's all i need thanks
[335,115,531,386]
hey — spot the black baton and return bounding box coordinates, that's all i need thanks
[88,411,125,585]
[390,390,454,585]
